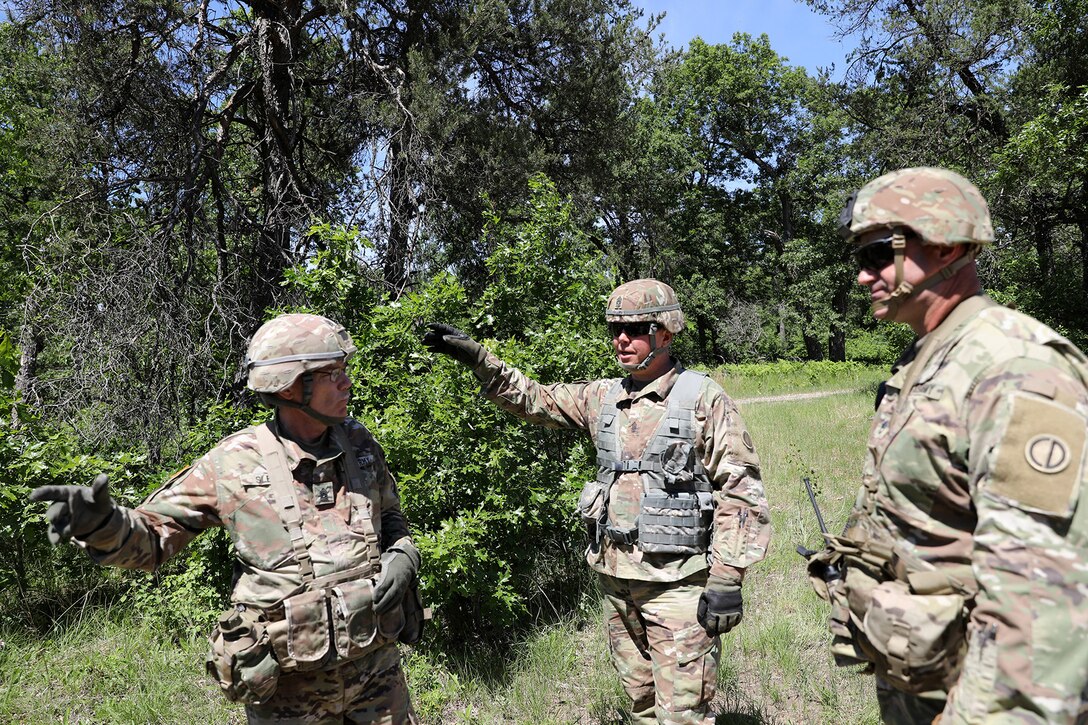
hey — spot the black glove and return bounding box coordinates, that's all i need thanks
[697,576,743,636]
[29,473,116,545]
[421,323,486,368]
[374,550,419,614]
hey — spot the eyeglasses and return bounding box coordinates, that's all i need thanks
[853,240,897,272]
[609,322,652,338]
[312,367,348,383]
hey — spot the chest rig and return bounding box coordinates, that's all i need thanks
[252,422,382,587]
[593,370,714,553]
[207,423,402,703]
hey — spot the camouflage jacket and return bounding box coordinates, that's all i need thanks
[849,295,1088,722]
[75,416,416,609]
[475,354,770,584]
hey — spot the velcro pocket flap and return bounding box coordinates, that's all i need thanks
[277,590,330,670]
[673,620,715,667]
[332,579,379,659]
[988,394,1086,518]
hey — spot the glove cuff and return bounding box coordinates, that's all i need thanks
[77,506,126,550]
[387,539,421,574]
[707,574,742,592]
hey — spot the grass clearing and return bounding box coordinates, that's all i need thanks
[0,608,242,724]
[714,360,886,399]
[3,363,887,723]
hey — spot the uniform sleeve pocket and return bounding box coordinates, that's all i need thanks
[987,394,1085,518]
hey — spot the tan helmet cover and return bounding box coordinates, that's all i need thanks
[839,167,995,247]
[605,279,686,334]
[245,313,357,393]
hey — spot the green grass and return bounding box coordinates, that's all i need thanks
[1,365,887,724]
[712,360,886,399]
[726,390,882,725]
[0,608,242,724]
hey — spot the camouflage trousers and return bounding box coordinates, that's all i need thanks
[875,677,945,725]
[598,571,719,725]
[245,642,419,724]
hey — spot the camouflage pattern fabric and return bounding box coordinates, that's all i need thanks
[72,415,418,719]
[246,313,358,394]
[840,166,995,247]
[473,355,768,720]
[76,417,415,606]
[837,296,1088,723]
[599,572,719,725]
[245,642,418,724]
[476,355,770,583]
[606,279,686,333]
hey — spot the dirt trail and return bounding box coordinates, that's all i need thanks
[734,387,868,405]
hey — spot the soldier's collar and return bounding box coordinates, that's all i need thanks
[269,417,342,470]
[623,360,684,401]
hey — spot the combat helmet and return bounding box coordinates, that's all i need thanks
[245,313,357,425]
[838,167,993,315]
[605,279,684,371]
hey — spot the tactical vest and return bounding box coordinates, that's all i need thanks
[592,370,714,554]
[209,422,402,703]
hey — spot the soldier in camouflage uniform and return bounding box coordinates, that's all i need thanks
[31,313,421,724]
[422,280,771,725]
[810,167,1088,723]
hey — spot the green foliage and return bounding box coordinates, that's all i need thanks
[0,365,157,631]
[286,176,616,643]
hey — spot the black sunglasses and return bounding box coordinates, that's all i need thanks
[609,321,652,338]
[853,240,897,272]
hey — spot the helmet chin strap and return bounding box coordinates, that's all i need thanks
[618,322,669,372]
[259,372,347,427]
[872,230,977,319]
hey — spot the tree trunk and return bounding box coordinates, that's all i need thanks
[828,281,849,362]
[12,296,41,427]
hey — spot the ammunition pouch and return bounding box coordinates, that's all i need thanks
[637,490,713,553]
[577,479,608,546]
[809,524,976,691]
[265,580,406,673]
[206,605,281,705]
[827,547,973,691]
[858,579,967,693]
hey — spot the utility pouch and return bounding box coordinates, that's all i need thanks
[331,579,381,660]
[637,491,711,554]
[267,589,332,672]
[330,572,411,660]
[860,579,967,693]
[206,604,280,704]
[577,480,608,542]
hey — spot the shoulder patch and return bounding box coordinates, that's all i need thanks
[988,394,1086,516]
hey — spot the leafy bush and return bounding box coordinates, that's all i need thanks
[7,175,616,644]
[292,176,618,644]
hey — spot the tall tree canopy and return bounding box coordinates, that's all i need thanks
[6,0,659,452]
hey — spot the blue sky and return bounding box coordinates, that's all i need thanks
[634,0,852,77]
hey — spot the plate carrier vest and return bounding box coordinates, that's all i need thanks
[593,369,714,554]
